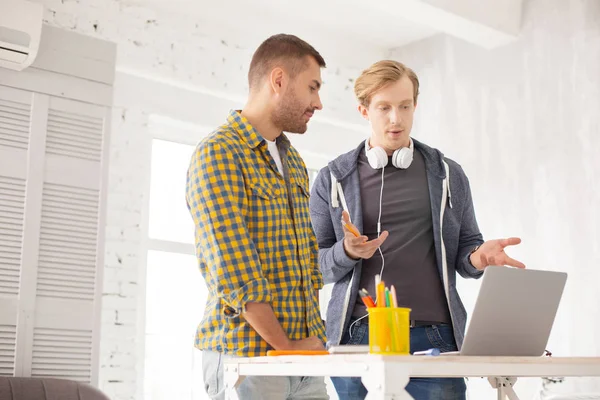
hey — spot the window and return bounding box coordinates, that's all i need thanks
[147,139,196,246]
[143,122,207,400]
[144,250,206,400]
[142,117,332,399]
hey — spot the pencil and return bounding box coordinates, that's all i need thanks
[390,285,398,308]
[341,219,361,238]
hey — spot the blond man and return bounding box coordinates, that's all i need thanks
[309,60,524,399]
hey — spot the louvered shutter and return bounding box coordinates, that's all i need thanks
[0,85,31,377]
[27,97,109,384]
[0,24,114,387]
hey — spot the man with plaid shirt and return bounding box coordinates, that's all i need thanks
[186,34,329,400]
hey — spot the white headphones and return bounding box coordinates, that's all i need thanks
[365,138,414,170]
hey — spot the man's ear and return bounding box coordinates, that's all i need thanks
[358,104,369,121]
[269,67,285,94]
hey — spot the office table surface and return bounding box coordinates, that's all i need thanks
[224,354,600,378]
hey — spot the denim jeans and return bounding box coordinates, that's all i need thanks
[331,318,466,400]
[202,350,329,400]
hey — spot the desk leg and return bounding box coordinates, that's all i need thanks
[223,364,245,400]
[488,377,520,400]
[362,363,413,399]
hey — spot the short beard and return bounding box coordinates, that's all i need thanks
[272,87,310,134]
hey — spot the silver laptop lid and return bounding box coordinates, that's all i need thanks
[460,266,567,357]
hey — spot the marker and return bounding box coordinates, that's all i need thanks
[358,290,375,308]
[413,348,440,356]
[360,289,376,306]
[376,280,386,308]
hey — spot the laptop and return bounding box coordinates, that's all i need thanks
[443,266,567,356]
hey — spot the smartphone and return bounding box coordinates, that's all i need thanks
[328,345,369,354]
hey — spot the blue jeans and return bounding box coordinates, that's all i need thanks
[331,318,466,400]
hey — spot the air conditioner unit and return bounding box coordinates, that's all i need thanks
[0,0,43,71]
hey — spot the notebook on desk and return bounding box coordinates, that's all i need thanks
[442,266,567,357]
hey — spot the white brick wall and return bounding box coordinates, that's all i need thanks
[30,1,369,399]
[101,106,150,400]
[37,0,369,125]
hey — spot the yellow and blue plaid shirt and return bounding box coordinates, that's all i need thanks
[186,110,326,357]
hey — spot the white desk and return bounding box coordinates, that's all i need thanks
[223,354,600,399]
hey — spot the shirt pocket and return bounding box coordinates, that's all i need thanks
[289,172,310,199]
[247,180,285,258]
[250,181,283,200]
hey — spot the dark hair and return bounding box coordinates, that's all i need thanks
[248,34,326,90]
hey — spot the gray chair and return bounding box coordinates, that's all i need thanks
[0,377,110,400]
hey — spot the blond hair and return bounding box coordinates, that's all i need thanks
[354,60,420,107]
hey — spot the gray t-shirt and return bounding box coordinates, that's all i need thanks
[352,148,451,323]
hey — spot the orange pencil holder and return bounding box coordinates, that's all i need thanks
[368,307,411,355]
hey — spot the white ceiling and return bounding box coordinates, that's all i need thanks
[122,0,441,67]
[118,0,522,135]
[123,0,521,67]
[236,0,440,48]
